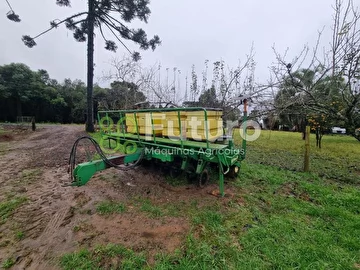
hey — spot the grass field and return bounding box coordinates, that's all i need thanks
[61,130,360,269]
[236,130,360,184]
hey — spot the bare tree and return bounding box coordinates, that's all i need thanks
[104,56,181,107]
[103,55,141,84]
[105,46,268,112]
[205,46,268,120]
[270,0,360,139]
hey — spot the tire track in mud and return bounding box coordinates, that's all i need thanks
[42,207,69,236]
[27,207,70,270]
[1,124,194,268]
[22,127,85,269]
[0,125,86,269]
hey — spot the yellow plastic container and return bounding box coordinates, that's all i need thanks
[126,112,164,135]
[162,126,186,138]
[186,118,222,130]
[186,110,223,141]
[186,110,222,118]
[161,112,187,137]
[125,113,136,127]
[186,128,223,141]
[164,111,187,117]
[125,113,163,125]
[162,119,186,128]
[125,110,223,140]
[136,117,163,126]
[127,125,162,135]
[136,112,164,124]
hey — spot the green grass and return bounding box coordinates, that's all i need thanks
[164,174,189,186]
[0,126,7,135]
[150,163,360,269]
[0,127,9,155]
[60,244,147,270]
[138,198,163,218]
[234,130,360,184]
[16,169,42,185]
[96,201,126,215]
[229,163,360,269]
[0,196,27,224]
[88,131,102,142]
[1,257,15,269]
[0,145,6,156]
[60,130,360,269]
[15,231,25,240]
[132,198,199,218]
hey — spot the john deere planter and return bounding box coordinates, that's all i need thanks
[68,103,248,197]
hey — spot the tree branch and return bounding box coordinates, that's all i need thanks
[28,12,88,41]
[100,18,133,55]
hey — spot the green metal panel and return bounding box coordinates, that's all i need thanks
[124,151,142,164]
[72,158,112,186]
[71,152,141,186]
[106,132,228,150]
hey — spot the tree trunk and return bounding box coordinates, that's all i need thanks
[315,127,320,148]
[315,127,323,149]
[301,117,307,140]
[16,98,22,118]
[303,126,310,172]
[85,0,95,132]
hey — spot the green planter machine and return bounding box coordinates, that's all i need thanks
[69,101,248,197]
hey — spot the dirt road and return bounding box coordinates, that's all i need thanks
[0,125,214,269]
[0,125,87,269]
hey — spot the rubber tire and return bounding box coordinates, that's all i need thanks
[198,169,209,188]
[226,165,240,178]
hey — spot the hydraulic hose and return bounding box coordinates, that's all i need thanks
[68,136,144,181]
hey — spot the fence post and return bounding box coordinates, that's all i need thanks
[303,126,310,172]
[31,117,36,131]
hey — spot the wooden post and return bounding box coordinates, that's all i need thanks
[303,126,310,172]
[242,99,248,159]
[31,117,36,131]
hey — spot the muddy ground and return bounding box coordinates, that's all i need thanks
[0,124,223,269]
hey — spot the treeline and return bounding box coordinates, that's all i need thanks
[0,63,146,123]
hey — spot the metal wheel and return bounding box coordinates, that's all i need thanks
[198,169,209,188]
[169,157,183,178]
[226,165,240,178]
[186,164,197,183]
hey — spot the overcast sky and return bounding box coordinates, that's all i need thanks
[0,0,336,92]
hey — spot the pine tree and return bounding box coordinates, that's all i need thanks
[4,0,21,22]
[20,0,161,132]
